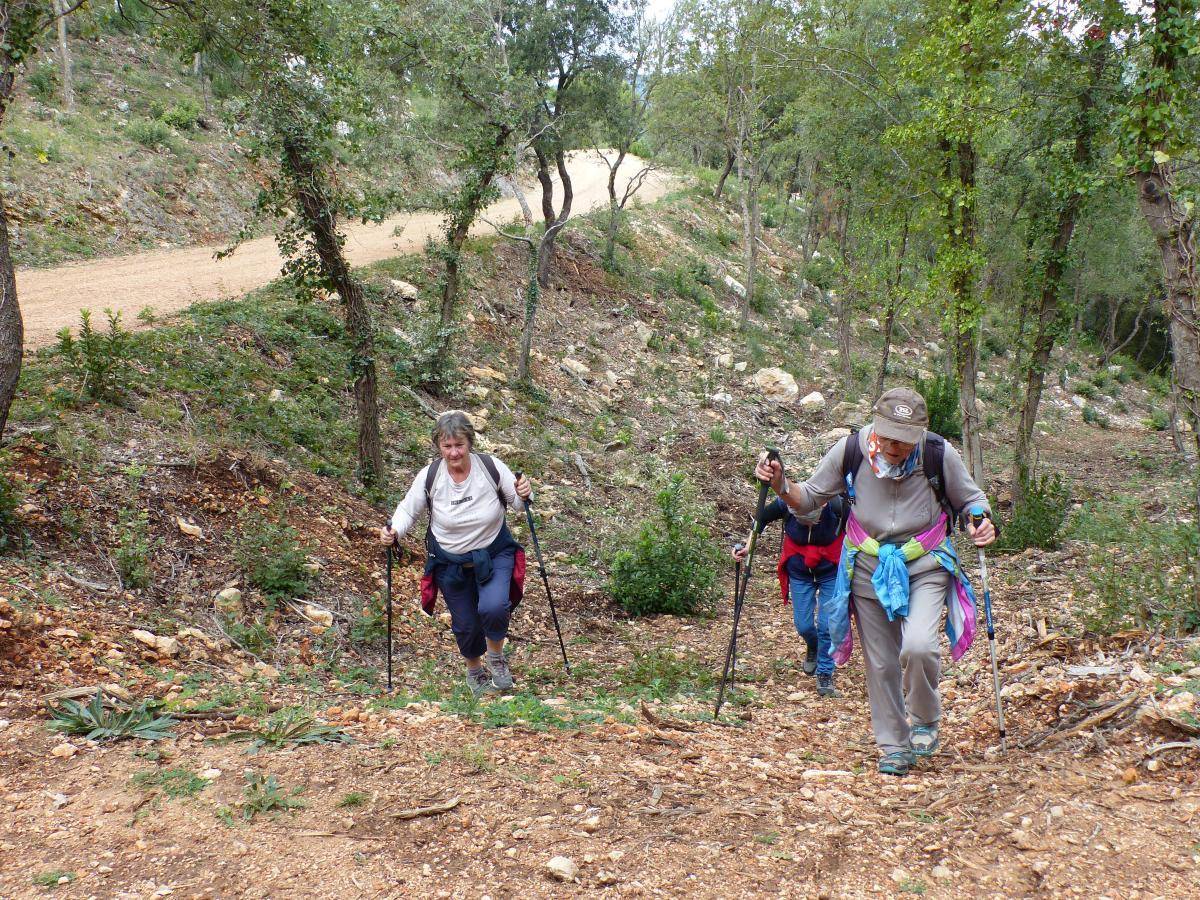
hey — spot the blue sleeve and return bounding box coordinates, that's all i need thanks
[758,497,787,530]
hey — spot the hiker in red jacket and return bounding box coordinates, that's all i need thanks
[379,411,531,697]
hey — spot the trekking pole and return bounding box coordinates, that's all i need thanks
[516,474,572,675]
[717,549,745,707]
[969,506,1007,753]
[385,543,394,691]
[714,448,780,719]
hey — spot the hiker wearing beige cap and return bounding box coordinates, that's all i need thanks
[753,387,996,775]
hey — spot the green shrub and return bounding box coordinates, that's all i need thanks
[153,98,202,130]
[47,689,176,741]
[914,372,961,440]
[803,255,838,291]
[997,473,1069,551]
[1083,517,1199,635]
[608,474,721,617]
[240,771,305,820]
[127,117,175,149]
[1145,407,1170,431]
[1082,405,1109,428]
[1074,381,1097,400]
[28,64,58,102]
[56,309,136,402]
[234,505,313,601]
[0,456,24,553]
[114,505,153,590]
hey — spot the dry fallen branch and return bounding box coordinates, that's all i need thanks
[1024,693,1141,749]
[388,796,461,820]
[639,701,699,732]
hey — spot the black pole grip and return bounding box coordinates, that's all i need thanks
[754,448,781,524]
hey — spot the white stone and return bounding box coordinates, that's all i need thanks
[865,317,881,330]
[791,304,810,321]
[131,630,180,657]
[562,358,590,377]
[715,353,733,368]
[709,392,733,405]
[51,743,78,759]
[932,865,952,879]
[268,389,285,403]
[176,517,203,539]
[390,279,419,301]
[723,275,746,298]
[545,856,578,881]
[215,587,242,615]
[734,361,747,372]
[751,367,799,402]
[799,391,826,410]
[633,320,654,347]
[924,341,942,354]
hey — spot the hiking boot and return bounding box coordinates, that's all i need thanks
[878,749,915,777]
[911,723,940,757]
[486,653,514,690]
[816,673,841,698]
[466,668,496,698]
[801,641,818,676]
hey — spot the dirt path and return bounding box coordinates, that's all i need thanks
[17,151,670,349]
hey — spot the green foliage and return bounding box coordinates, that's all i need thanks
[126,117,176,149]
[32,870,75,889]
[997,473,1069,552]
[913,372,961,440]
[152,98,203,130]
[233,505,314,601]
[55,309,135,402]
[226,708,352,751]
[337,791,368,808]
[114,505,153,590]
[1074,500,1200,635]
[1082,405,1110,428]
[27,63,58,102]
[616,648,713,699]
[803,255,838,291]
[132,766,211,800]
[1145,407,1170,431]
[608,474,721,617]
[240,771,305,820]
[0,456,25,553]
[47,690,176,742]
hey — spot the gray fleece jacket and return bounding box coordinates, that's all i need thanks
[780,430,989,598]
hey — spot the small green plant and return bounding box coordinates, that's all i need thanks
[337,791,368,808]
[913,372,961,439]
[997,473,1070,552]
[127,117,175,149]
[240,770,305,820]
[27,63,59,102]
[47,689,176,742]
[114,505,153,590]
[233,504,314,601]
[753,831,779,845]
[1082,404,1110,428]
[132,766,210,800]
[0,457,25,553]
[56,309,136,402]
[32,870,75,889]
[708,426,729,444]
[154,98,202,130]
[608,474,722,617]
[226,707,351,751]
[899,879,927,895]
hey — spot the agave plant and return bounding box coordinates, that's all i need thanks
[47,689,176,742]
[226,707,352,751]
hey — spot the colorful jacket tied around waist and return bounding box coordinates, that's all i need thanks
[419,523,526,616]
[827,512,977,667]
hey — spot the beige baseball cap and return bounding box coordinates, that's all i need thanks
[872,387,929,443]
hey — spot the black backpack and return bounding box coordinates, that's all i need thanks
[840,429,957,531]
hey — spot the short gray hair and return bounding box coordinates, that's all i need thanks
[432,410,475,450]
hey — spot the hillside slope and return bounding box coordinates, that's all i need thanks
[1,176,1197,897]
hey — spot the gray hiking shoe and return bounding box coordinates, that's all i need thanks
[911,723,940,757]
[816,673,841,698]
[467,668,496,698]
[802,641,818,676]
[878,749,915,777]
[486,653,514,690]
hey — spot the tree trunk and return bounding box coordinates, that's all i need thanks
[0,51,21,442]
[603,148,627,268]
[517,247,539,382]
[949,138,985,486]
[875,213,910,401]
[534,145,572,288]
[713,148,735,201]
[737,153,758,331]
[282,136,383,487]
[836,190,854,390]
[1135,165,1200,475]
[54,0,74,112]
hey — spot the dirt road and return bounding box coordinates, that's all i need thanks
[18,151,670,349]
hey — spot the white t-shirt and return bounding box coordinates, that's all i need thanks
[390,454,525,555]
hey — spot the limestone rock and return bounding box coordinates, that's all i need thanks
[562,358,590,377]
[546,856,578,882]
[819,427,851,445]
[390,279,419,301]
[723,274,746,298]
[633,320,654,347]
[799,391,826,410]
[468,365,508,383]
[132,630,180,657]
[176,517,203,539]
[751,367,799,402]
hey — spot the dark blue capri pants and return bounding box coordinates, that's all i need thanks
[438,547,516,659]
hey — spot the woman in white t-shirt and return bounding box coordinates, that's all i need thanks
[380,411,532,696]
